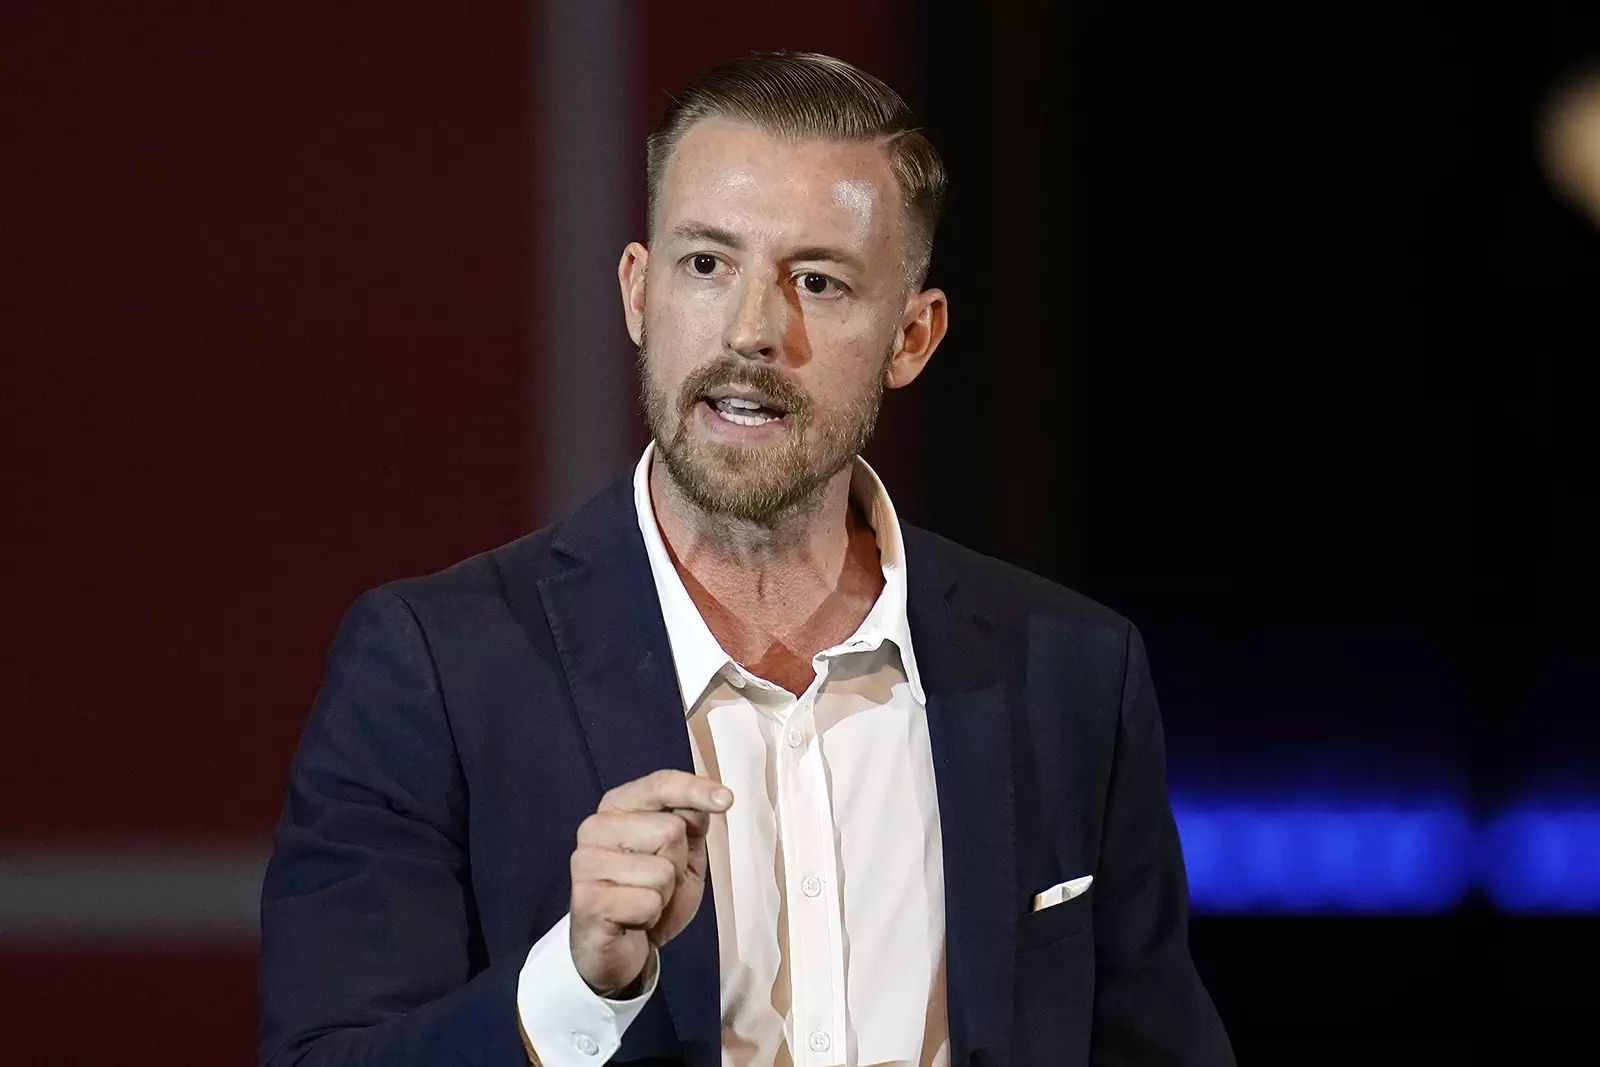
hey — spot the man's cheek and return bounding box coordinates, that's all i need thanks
[657,295,719,340]
[678,324,729,364]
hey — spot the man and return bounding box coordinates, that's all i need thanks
[259,52,1234,1067]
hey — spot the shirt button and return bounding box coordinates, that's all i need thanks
[571,1033,600,1056]
[801,874,823,897]
[785,727,804,748]
[808,1030,831,1052]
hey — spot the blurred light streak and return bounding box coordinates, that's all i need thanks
[1174,799,1473,914]
[0,847,268,944]
[1177,797,1600,915]
[1478,806,1600,913]
[531,0,638,522]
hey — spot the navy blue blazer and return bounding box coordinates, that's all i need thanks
[258,475,1234,1067]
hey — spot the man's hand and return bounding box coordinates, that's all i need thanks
[569,769,732,996]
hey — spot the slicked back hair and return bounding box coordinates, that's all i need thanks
[646,52,946,288]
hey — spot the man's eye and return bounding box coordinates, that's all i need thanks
[690,254,720,275]
[798,272,836,295]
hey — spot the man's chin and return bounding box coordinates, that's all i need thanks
[674,413,802,474]
[661,447,818,525]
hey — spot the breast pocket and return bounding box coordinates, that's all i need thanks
[1016,883,1092,953]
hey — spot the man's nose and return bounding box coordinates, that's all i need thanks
[724,273,783,361]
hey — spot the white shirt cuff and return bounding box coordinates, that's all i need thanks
[517,912,659,1066]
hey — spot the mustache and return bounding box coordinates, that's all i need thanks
[676,358,810,418]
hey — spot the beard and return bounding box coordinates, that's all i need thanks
[638,334,888,526]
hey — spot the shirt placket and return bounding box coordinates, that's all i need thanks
[777,657,849,1067]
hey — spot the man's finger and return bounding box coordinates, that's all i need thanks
[571,849,677,906]
[668,806,712,840]
[578,811,684,855]
[598,769,732,816]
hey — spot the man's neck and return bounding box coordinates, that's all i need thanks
[649,456,885,694]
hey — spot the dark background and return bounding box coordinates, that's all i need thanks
[6,4,1597,1063]
[903,16,1600,1062]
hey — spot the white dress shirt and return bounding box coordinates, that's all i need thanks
[519,444,949,1067]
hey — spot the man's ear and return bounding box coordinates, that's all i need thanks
[885,287,948,389]
[618,242,649,345]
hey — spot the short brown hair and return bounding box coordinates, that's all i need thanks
[646,52,946,287]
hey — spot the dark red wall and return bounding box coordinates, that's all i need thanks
[6,4,530,838]
[4,4,529,1061]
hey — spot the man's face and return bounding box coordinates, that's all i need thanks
[624,119,923,525]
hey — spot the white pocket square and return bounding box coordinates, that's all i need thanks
[1031,875,1094,911]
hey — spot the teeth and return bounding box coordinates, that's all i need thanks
[715,408,777,427]
[708,395,782,426]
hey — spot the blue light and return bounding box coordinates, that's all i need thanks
[1478,807,1600,913]
[1173,799,1474,914]
[1172,796,1600,915]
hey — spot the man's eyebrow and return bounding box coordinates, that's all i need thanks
[786,245,867,274]
[667,222,744,249]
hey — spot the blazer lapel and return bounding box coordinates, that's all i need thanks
[905,528,1018,1067]
[528,478,723,1067]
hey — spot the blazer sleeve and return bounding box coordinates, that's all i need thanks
[1089,624,1235,1066]
[258,589,528,1067]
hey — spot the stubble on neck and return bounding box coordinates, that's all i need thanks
[647,451,884,674]
[649,450,855,586]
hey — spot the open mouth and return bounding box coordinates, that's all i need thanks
[703,393,790,427]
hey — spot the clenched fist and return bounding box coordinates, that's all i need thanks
[569,769,732,996]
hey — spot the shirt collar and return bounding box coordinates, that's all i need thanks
[632,442,926,714]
